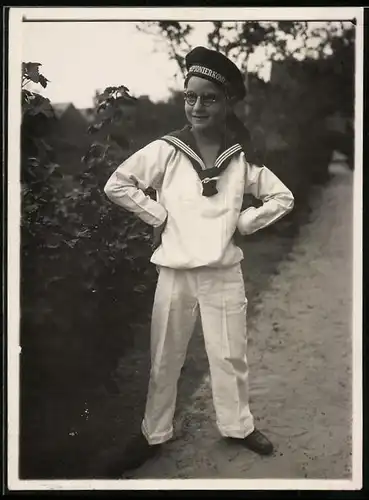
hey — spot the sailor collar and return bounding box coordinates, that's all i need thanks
[161,125,242,197]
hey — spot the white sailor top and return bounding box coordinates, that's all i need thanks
[104,125,294,269]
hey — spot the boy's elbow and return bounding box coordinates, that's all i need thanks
[286,191,294,211]
[271,190,294,213]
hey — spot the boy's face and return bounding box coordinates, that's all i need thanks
[184,76,227,134]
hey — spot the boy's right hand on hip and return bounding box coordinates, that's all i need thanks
[152,219,167,250]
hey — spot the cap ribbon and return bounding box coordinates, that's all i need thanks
[188,65,227,86]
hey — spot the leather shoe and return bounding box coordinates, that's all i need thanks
[103,433,162,477]
[230,429,274,456]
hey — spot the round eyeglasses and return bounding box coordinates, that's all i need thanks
[184,91,220,107]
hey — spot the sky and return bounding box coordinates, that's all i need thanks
[21,21,274,108]
[20,19,352,109]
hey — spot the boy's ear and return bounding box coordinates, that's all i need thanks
[226,96,238,113]
[227,95,235,105]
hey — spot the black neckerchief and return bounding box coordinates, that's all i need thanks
[161,125,242,197]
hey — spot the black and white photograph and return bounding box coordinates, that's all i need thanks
[6,6,363,491]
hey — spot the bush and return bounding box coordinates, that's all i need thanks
[21,75,157,407]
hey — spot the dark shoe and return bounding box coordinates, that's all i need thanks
[230,429,274,456]
[104,433,162,477]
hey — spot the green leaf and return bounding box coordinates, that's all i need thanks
[27,94,53,117]
[97,101,107,113]
[104,86,117,94]
[97,87,117,102]
[87,123,103,134]
[25,62,42,83]
[22,89,34,104]
[39,74,50,88]
[76,228,91,238]
[86,143,104,158]
[27,157,40,167]
[64,238,79,248]
[117,85,131,95]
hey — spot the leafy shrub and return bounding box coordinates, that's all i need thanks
[21,71,157,403]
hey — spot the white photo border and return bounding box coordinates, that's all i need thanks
[7,6,364,492]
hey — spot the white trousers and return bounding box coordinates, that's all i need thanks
[141,264,255,445]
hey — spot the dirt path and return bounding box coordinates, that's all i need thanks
[121,162,354,482]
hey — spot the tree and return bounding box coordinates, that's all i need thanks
[136,21,193,78]
[138,20,355,172]
[136,21,354,77]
